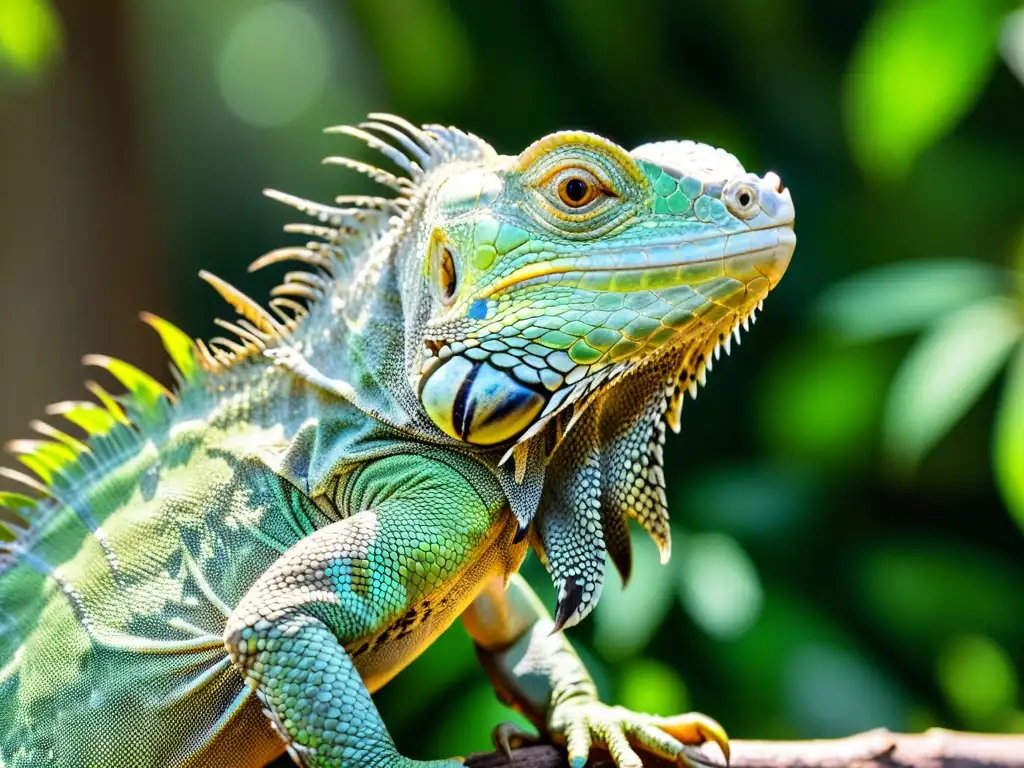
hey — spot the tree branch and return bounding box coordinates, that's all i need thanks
[464,729,1024,768]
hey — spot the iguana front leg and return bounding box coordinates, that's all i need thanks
[463,574,729,768]
[225,453,519,768]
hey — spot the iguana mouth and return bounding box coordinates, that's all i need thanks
[477,225,796,299]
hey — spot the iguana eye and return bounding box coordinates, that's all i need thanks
[432,242,458,305]
[558,176,599,207]
[554,169,605,209]
[723,180,761,219]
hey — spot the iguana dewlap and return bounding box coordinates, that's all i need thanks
[0,115,795,768]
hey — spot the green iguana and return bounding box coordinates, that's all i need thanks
[0,114,795,768]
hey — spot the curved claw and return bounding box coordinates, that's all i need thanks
[654,713,729,766]
[490,721,541,759]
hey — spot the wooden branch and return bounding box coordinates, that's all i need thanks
[463,729,1024,768]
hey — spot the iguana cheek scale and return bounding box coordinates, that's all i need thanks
[0,114,794,768]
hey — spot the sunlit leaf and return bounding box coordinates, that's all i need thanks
[593,530,674,660]
[0,0,62,78]
[1000,8,1024,86]
[617,659,690,716]
[676,532,763,640]
[843,0,1002,181]
[884,297,1022,468]
[937,634,1017,728]
[818,260,1006,342]
[994,343,1024,533]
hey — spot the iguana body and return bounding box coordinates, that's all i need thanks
[0,115,795,768]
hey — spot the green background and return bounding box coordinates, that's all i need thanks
[0,0,1022,760]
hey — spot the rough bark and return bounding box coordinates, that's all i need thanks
[464,729,1024,768]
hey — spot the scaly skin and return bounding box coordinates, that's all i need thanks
[0,114,794,768]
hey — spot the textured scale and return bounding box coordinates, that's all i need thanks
[599,368,674,562]
[534,407,605,631]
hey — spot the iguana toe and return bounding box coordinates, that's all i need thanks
[490,721,542,758]
[551,701,729,768]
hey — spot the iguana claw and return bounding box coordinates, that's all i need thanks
[491,721,542,758]
[550,702,729,768]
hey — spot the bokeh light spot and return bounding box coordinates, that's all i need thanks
[677,532,763,640]
[618,659,690,716]
[1001,9,1024,86]
[0,0,62,78]
[937,634,1017,727]
[593,530,674,660]
[218,2,329,128]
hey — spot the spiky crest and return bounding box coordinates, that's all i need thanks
[0,114,497,548]
[197,113,494,373]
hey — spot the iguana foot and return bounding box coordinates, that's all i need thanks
[549,702,729,768]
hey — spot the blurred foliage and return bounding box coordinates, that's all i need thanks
[816,253,1024,531]
[843,0,1009,182]
[1,0,1023,761]
[0,0,61,78]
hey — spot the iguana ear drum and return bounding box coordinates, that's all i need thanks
[420,357,546,445]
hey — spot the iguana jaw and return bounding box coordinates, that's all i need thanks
[415,222,793,449]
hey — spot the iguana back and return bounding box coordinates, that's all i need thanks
[0,352,326,764]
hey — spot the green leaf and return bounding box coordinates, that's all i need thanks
[349,0,474,106]
[0,0,62,78]
[817,260,1006,342]
[683,463,816,542]
[843,0,1003,181]
[884,297,1022,468]
[377,623,476,729]
[420,681,531,758]
[994,343,1024,532]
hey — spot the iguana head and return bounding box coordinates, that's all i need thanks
[397,126,794,628]
[411,131,794,446]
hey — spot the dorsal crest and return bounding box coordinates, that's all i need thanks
[0,114,497,547]
[196,113,496,372]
